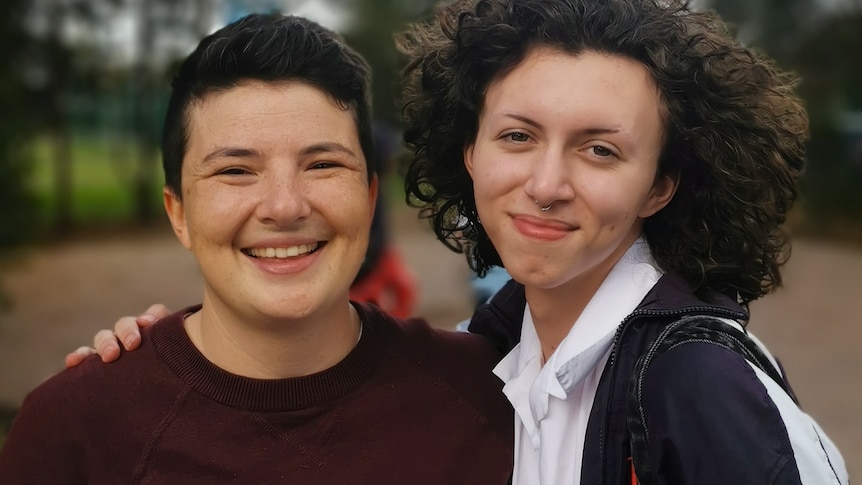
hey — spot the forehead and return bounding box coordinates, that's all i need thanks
[483,46,664,135]
[185,80,362,154]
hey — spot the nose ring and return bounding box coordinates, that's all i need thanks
[535,199,554,212]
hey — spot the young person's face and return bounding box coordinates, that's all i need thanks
[464,47,676,291]
[165,80,377,323]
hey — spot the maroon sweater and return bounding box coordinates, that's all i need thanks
[0,303,513,484]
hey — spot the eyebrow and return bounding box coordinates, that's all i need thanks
[201,142,358,163]
[299,142,358,159]
[503,113,623,136]
[201,147,259,163]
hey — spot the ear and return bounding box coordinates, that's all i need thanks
[163,186,191,250]
[463,144,476,179]
[639,172,679,218]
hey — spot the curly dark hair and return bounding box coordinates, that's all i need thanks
[398,0,808,304]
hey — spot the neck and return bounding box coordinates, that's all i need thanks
[184,293,362,379]
[526,275,603,361]
[526,233,641,361]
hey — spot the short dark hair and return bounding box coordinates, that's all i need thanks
[162,13,374,197]
[398,0,808,304]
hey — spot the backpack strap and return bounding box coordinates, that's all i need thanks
[625,315,793,485]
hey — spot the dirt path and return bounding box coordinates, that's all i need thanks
[1,208,859,478]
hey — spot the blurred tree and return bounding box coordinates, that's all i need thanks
[127,0,223,223]
[707,0,862,223]
[0,0,40,311]
[23,0,127,234]
[0,0,39,249]
[23,0,213,228]
[339,0,437,125]
[793,9,862,220]
[31,0,80,234]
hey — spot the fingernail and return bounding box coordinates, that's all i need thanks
[124,335,138,348]
[140,314,157,323]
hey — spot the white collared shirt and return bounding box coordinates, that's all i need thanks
[493,238,663,485]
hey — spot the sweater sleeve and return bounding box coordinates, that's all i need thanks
[638,342,805,485]
[0,372,87,484]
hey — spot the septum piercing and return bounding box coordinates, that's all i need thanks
[535,199,554,211]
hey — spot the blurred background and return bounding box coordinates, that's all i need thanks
[0,0,859,478]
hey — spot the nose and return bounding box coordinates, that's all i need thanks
[523,147,575,209]
[255,169,312,227]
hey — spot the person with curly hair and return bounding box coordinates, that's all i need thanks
[397,0,847,483]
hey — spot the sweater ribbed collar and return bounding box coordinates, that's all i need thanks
[151,303,386,412]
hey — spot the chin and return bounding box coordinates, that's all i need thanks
[505,266,561,291]
[249,298,321,322]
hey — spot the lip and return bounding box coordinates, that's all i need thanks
[242,239,326,275]
[510,213,576,241]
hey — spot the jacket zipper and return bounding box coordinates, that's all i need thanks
[598,305,748,483]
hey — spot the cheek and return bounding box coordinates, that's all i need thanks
[471,150,523,201]
[579,177,653,226]
[324,182,375,237]
[185,186,250,242]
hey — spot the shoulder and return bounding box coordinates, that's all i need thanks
[17,325,170,421]
[15,312,191,428]
[468,279,525,354]
[641,340,776,417]
[359,301,508,402]
[368,305,502,372]
[638,342,804,483]
[359,303,514,447]
[0,316,191,481]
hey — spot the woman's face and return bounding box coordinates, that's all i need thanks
[166,80,377,326]
[464,47,677,292]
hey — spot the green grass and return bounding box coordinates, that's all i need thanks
[28,133,165,231]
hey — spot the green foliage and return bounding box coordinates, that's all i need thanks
[707,0,862,225]
[27,135,165,231]
[340,0,437,125]
[794,12,862,222]
[0,0,39,250]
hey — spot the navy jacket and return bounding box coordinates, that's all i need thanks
[469,273,847,485]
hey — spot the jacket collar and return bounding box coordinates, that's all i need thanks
[468,272,748,356]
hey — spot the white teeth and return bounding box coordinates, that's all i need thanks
[248,243,318,259]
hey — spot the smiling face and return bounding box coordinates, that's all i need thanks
[165,80,377,326]
[464,47,677,293]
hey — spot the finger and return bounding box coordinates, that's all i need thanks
[142,303,171,322]
[134,303,170,332]
[115,316,143,351]
[93,329,122,363]
[64,346,96,369]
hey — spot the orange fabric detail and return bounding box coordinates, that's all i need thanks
[628,456,638,485]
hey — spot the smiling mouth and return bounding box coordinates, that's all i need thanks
[242,242,323,259]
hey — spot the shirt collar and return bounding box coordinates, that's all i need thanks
[493,237,663,396]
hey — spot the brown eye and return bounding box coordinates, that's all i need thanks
[505,132,530,143]
[591,146,614,157]
[219,167,250,175]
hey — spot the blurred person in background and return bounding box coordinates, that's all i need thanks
[349,120,418,319]
[0,12,512,484]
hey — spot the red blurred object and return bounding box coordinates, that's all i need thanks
[349,245,418,319]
